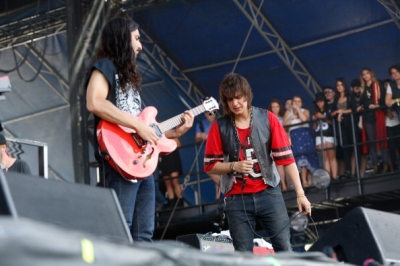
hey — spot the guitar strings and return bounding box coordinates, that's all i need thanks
[158,105,206,133]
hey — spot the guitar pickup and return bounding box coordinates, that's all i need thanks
[150,123,162,138]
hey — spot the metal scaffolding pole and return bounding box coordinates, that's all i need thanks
[67,0,87,184]
[378,0,400,29]
[0,6,67,51]
[233,0,322,98]
[140,29,207,106]
[68,0,113,184]
[68,0,108,184]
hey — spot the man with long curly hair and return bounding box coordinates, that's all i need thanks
[85,16,194,242]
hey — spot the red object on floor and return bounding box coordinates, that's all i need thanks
[253,246,275,255]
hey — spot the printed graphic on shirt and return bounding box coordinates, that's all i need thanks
[227,128,266,196]
[313,111,334,137]
[315,118,329,132]
[115,74,141,116]
[240,136,261,179]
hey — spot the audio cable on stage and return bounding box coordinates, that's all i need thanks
[239,189,319,243]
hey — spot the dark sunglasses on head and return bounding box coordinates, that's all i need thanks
[324,89,333,94]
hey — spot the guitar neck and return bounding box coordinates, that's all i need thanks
[158,105,207,133]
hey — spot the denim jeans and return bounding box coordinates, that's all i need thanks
[104,163,155,242]
[224,185,291,252]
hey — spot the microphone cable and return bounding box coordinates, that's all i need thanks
[239,185,319,243]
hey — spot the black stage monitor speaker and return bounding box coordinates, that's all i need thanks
[176,233,235,253]
[0,217,352,266]
[309,207,400,266]
[0,171,132,244]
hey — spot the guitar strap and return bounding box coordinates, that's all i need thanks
[98,149,108,188]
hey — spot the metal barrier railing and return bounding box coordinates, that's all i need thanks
[156,139,215,213]
[158,106,400,209]
[309,106,398,196]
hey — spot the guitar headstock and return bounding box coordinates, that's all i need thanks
[202,97,219,113]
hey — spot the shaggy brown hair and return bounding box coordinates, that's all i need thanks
[219,73,253,118]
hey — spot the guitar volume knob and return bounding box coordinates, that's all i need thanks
[133,160,139,165]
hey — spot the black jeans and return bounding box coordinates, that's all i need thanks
[386,125,400,170]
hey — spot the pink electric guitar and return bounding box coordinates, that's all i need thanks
[97,97,219,181]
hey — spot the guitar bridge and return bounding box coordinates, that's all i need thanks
[130,124,161,149]
[131,133,147,148]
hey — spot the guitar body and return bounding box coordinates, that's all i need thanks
[97,106,177,180]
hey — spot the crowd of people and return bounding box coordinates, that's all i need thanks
[268,65,400,190]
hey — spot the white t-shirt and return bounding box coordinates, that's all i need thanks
[115,74,141,116]
[288,108,309,132]
[386,84,400,127]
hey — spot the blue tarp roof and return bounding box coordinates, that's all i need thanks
[134,0,400,110]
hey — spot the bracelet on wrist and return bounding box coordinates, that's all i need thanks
[230,162,236,172]
[297,194,305,197]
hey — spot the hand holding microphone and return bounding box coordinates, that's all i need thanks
[235,160,253,190]
[238,160,253,176]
